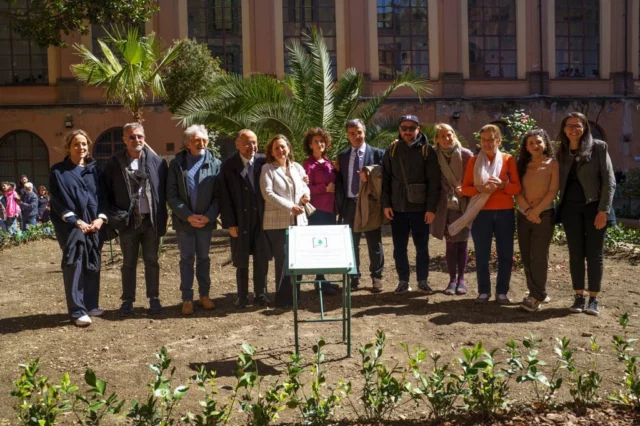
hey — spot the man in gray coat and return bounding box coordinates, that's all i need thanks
[166,125,221,315]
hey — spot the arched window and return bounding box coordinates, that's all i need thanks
[377,0,429,80]
[93,127,126,170]
[0,130,49,188]
[188,0,243,74]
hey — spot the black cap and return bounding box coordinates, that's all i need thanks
[399,115,419,126]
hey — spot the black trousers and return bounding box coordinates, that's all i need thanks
[561,201,606,293]
[236,221,269,300]
[517,210,555,302]
[343,199,384,280]
[119,216,160,301]
[265,229,293,307]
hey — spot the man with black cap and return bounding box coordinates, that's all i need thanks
[382,115,441,296]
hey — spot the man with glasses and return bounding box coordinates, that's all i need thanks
[382,115,441,296]
[335,118,385,292]
[103,122,168,315]
[219,129,271,308]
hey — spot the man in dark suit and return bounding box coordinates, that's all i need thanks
[336,119,385,292]
[220,129,271,308]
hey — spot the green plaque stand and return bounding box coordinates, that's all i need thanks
[286,225,357,357]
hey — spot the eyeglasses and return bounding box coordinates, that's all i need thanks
[128,134,145,140]
[564,124,584,130]
[400,126,417,132]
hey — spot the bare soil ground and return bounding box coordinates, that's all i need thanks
[0,228,639,424]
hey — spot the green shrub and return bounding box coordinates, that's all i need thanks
[285,338,348,425]
[344,330,412,423]
[0,222,56,249]
[126,346,189,425]
[610,313,640,409]
[403,345,463,419]
[11,359,76,426]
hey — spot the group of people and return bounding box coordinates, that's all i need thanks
[48,111,615,327]
[0,175,51,234]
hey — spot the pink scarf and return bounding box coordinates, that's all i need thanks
[4,190,20,218]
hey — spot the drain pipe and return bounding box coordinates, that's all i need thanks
[538,0,544,94]
[624,0,629,96]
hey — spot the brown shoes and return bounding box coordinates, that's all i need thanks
[199,296,215,310]
[181,301,194,315]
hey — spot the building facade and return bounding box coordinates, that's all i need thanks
[1,0,639,188]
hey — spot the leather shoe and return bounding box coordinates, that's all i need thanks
[235,298,248,309]
[255,293,271,306]
[199,296,215,310]
[181,301,194,315]
[350,277,360,290]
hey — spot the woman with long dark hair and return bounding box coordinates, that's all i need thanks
[556,112,615,316]
[49,130,107,327]
[514,129,559,312]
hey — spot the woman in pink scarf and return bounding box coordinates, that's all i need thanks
[1,182,21,234]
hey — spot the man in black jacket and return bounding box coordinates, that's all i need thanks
[382,115,441,296]
[167,125,221,315]
[336,119,385,292]
[219,129,270,309]
[103,122,168,315]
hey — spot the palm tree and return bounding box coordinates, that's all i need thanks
[174,28,430,159]
[72,26,184,123]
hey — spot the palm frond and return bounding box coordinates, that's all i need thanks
[355,70,430,123]
[299,28,335,128]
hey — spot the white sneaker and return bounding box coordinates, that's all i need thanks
[543,295,551,304]
[88,308,104,317]
[74,315,92,327]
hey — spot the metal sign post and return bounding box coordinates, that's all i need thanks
[286,225,357,357]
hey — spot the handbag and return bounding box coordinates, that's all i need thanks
[303,202,317,217]
[446,189,461,211]
[399,158,426,204]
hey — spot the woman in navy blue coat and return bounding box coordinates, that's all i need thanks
[49,130,108,327]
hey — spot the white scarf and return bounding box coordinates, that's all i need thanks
[448,151,503,236]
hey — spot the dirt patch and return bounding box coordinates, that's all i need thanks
[0,229,639,424]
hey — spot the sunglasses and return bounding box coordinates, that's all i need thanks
[400,126,418,132]
[128,134,145,140]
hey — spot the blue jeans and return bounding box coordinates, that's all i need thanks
[22,215,37,230]
[5,217,19,235]
[177,228,213,301]
[471,209,515,296]
[391,211,430,282]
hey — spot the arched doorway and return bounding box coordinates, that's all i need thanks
[0,130,50,188]
[93,127,126,170]
[589,121,605,141]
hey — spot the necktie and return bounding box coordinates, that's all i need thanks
[350,149,360,197]
[246,160,255,190]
